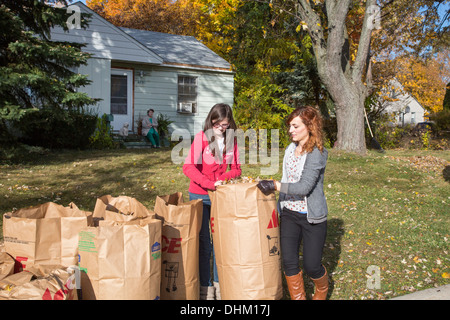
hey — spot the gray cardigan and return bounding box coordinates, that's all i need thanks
[141,116,158,136]
[278,143,328,224]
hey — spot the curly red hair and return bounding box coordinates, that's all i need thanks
[286,106,324,153]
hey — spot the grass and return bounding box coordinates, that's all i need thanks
[1,146,449,300]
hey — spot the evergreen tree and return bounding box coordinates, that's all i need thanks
[0,0,95,143]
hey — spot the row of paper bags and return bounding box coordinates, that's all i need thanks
[1,182,282,300]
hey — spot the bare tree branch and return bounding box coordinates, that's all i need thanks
[352,0,376,85]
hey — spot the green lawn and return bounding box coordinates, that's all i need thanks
[1,147,449,300]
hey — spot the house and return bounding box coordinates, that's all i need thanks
[380,79,426,126]
[50,1,234,136]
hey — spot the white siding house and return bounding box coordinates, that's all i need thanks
[380,79,426,126]
[50,1,234,135]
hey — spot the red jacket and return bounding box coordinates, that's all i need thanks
[183,131,241,194]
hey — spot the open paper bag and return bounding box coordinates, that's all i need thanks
[0,264,78,300]
[209,182,283,300]
[154,192,202,300]
[2,202,92,271]
[78,195,161,300]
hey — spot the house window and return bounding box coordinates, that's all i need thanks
[178,76,197,114]
[411,112,415,124]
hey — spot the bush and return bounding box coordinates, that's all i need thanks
[89,114,115,149]
[373,120,449,151]
[428,109,450,136]
[0,144,49,163]
[156,113,174,137]
[375,123,411,149]
[14,109,97,149]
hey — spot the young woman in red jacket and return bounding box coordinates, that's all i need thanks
[182,103,241,300]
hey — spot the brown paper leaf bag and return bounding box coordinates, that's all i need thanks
[93,194,154,222]
[2,202,92,271]
[78,195,161,300]
[154,192,202,300]
[0,264,78,300]
[209,182,283,300]
[0,252,15,282]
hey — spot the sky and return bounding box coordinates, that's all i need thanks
[437,3,450,28]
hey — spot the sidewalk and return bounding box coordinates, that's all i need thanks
[390,284,450,300]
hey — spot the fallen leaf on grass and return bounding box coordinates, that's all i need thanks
[413,256,422,263]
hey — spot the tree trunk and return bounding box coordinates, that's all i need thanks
[295,0,376,155]
[334,90,367,154]
[321,67,367,154]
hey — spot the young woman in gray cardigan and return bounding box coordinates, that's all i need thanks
[257,106,329,300]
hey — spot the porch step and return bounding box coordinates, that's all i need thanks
[113,134,154,149]
[123,141,154,148]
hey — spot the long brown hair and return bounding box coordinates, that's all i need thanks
[286,106,324,153]
[203,103,237,159]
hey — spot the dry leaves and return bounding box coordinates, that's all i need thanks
[386,155,449,174]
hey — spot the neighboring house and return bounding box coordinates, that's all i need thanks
[50,1,234,136]
[380,79,426,126]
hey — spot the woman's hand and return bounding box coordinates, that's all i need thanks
[257,180,278,195]
[274,181,281,191]
[214,180,223,187]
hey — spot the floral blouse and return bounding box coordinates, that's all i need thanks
[282,150,308,213]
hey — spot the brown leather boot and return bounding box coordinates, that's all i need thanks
[311,267,328,300]
[285,271,306,300]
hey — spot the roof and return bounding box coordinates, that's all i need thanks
[120,27,231,71]
[50,2,163,64]
[57,2,231,72]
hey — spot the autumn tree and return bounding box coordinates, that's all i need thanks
[393,52,449,113]
[195,0,241,56]
[87,0,206,36]
[256,0,450,154]
[252,0,378,154]
[218,1,298,145]
[372,0,449,59]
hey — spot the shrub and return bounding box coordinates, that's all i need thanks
[428,109,450,136]
[156,113,174,137]
[89,114,115,149]
[14,109,97,149]
[375,123,411,149]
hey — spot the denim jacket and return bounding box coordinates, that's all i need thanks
[278,143,328,224]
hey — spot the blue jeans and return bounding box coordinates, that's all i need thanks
[189,192,218,286]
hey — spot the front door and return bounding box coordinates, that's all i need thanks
[110,68,133,132]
